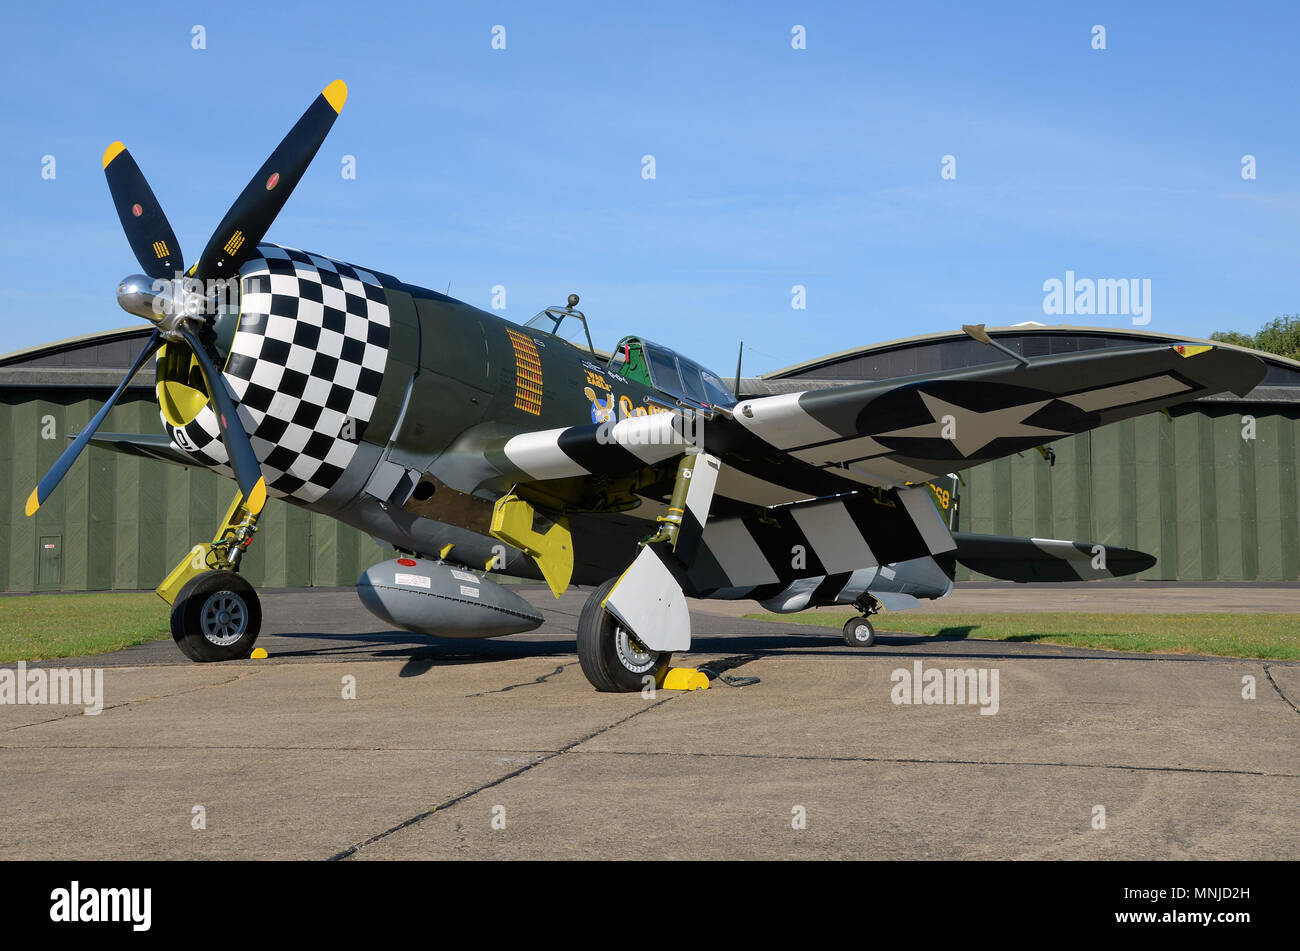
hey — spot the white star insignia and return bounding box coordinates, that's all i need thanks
[876,392,1068,458]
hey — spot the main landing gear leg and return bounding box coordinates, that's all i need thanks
[577,451,721,692]
[156,491,264,662]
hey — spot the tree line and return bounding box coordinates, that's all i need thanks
[1210,315,1300,361]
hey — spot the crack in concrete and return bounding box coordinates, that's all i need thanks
[326,695,676,860]
[327,650,765,860]
[584,748,1300,779]
[466,663,574,697]
[1263,664,1300,716]
[0,668,260,733]
[0,744,587,752]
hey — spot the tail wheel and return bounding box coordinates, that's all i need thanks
[171,570,262,662]
[842,616,876,647]
[577,578,672,692]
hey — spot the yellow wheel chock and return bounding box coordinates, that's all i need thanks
[661,667,709,691]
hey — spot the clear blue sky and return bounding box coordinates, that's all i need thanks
[2,1,1298,377]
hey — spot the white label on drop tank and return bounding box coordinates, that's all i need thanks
[451,569,478,583]
[459,585,480,598]
[395,573,431,589]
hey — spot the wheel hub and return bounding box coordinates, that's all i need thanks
[200,591,248,646]
[613,625,657,674]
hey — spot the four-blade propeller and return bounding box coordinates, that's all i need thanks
[26,80,348,520]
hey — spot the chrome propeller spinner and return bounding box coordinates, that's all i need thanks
[115,273,218,339]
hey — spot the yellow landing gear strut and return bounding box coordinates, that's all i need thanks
[156,490,262,605]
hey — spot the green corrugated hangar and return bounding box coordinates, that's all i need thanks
[1,323,1296,591]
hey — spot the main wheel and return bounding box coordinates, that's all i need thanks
[171,571,262,662]
[842,616,876,647]
[577,578,672,692]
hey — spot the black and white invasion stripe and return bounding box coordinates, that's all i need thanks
[683,484,955,597]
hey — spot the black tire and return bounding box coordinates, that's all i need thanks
[842,616,875,648]
[171,571,262,662]
[577,578,672,692]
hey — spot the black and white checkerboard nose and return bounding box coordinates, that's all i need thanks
[162,244,391,503]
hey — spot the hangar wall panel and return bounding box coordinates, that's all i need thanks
[955,406,1300,582]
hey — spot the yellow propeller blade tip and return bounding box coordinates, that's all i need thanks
[102,141,127,169]
[322,80,348,114]
[247,478,268,515]
[25,488,40,517]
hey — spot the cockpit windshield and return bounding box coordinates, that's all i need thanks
[523,297,594,353]
[607,336,737,408]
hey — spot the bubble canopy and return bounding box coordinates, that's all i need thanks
[606,336,736,409]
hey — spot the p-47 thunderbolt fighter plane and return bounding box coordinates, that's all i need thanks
[28,80,1267,690]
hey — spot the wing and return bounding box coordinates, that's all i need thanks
[723,341,1264,492]
[482,341,1265,509]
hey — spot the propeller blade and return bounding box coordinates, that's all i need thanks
[177,324,267,515]
[192,80,348,281]
[26,330,163,516]
[102,143,184,280]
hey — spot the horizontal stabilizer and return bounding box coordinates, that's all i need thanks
[950,532,1156,582]
[88,432,198,468]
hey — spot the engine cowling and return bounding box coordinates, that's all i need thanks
[357,558,544,638]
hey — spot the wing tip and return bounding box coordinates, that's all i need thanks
[25,487,40,517]
[322,79,348,114]
[102,141,127,170]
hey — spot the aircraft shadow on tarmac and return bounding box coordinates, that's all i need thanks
[261,631,578,672]
[257,626,1217,674]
